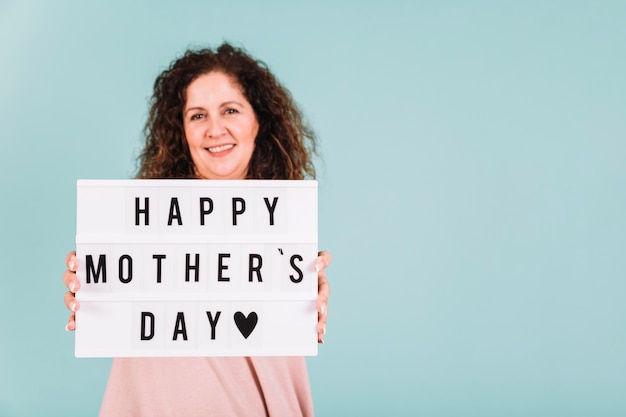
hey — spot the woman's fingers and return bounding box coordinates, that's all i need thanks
[63,251,81,293]
[64,291,80,313]
[317,270,330,343]
[64,251,79,331]
[65,250,77,269]
[315,251,332,343]
[314,250,332,273]
[66,313,76,331]
[64,290,80,331]
[62,269,81,294]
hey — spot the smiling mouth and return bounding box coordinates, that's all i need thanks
[207,144,235,153]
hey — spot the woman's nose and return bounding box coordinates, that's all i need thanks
[205,117,226,138]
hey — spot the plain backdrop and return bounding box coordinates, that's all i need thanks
[1,1,625,416]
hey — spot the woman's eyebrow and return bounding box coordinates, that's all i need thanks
[220,100,244,107]
[184,106,205,115]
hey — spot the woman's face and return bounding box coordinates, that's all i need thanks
[183,71,259,180]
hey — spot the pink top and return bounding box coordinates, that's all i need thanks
[99,357,313,416]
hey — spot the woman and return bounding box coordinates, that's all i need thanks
[62,42,331,416]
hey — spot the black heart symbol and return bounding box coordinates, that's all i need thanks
[234,311,258,339]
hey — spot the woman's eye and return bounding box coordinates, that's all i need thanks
[225,108,238,115]
[190,113,205,121]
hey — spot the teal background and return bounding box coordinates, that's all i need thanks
[1,1,625,415]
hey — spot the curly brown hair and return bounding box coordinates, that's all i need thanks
[136,42,317,180]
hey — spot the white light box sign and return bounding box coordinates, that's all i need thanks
[75,179,318,357]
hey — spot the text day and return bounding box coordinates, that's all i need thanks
[139,310,259,342]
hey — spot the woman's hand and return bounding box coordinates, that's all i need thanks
[63,249,332,339]
[62,251,81,331]
[314,251,332,344]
